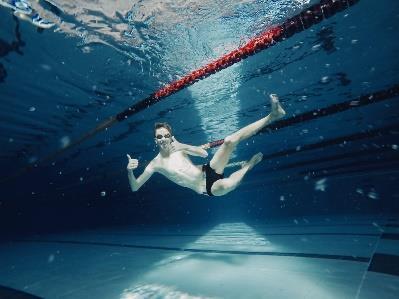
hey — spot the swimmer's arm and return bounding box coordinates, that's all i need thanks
[127,156,155,192]
[171,137,208,158]
[182,144,208,158]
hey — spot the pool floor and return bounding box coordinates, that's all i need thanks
[0,215,398,298]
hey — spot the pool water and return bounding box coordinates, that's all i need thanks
[0,0,398,298]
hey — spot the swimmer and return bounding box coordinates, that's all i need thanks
[126,94,286,197]
[0,0,55,29]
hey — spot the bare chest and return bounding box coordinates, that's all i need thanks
[157,152,202,179]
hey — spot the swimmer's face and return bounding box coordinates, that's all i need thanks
[155,127,173,150]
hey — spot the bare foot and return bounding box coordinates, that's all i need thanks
[269,94,286,119]
[243,152,263,170]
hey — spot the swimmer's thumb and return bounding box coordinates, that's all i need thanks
[126,154,132,160]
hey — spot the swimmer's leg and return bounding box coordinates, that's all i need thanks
[211,152,263,196]
[210,94,285,174]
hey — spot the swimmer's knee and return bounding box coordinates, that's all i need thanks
[224,135,239,148]
[211,180,232,196]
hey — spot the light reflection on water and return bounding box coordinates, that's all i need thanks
[28,1,311,77]
[121,283,219,299]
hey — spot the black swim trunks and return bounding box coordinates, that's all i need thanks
[202,163,224,196]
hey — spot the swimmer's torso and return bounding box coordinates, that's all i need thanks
[153,151,206,194]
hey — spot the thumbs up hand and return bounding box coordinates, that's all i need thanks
[126,154,139,170]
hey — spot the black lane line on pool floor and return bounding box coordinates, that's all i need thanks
[33,232,378,238]
[12,239,370,263]
[367,221,399,277]
[381,233,399,241]
[0,285,43,299]
[368,254,399,276]
[385,224,399,228]
[1,223,385,240]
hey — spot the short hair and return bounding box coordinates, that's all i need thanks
[154,122,173,136]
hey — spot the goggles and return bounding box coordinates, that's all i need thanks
[156,133,171,140]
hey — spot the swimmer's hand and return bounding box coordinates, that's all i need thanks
[170,137,187,153]
[170,137,208,158]
[126,154,139,170]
